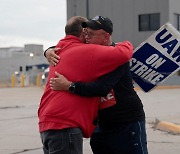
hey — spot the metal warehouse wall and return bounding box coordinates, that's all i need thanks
[66,0,180,48]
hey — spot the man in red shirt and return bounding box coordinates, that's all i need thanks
[38,16,133,154]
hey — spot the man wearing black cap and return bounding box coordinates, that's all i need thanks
[82,16,113,35]
[81,16,113,47]
[48,15,148,154]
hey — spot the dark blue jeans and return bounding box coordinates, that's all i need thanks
[40,128,83,154]
[90,120,148,154]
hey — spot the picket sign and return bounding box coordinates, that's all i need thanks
[130,23,180,92]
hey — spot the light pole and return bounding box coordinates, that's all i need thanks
[86,0,89,19]
[73,0,77,16]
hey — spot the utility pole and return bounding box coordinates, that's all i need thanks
[86,0,89,19]
[73,0,77,16]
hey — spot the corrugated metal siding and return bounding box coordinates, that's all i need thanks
[66,0,180,47]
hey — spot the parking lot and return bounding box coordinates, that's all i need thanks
[0,86,180,154]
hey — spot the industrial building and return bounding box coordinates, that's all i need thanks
[67,0,180,48]
[0,44,48,86]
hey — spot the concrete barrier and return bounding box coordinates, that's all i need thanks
[155,120,180,134]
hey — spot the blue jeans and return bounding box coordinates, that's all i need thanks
[90,120,148,154]
[40,128,83,154]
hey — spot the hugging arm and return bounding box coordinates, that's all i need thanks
[44,46,56,57]
[47,44,130,97]
[44,46,60,66]
[71,65,127,97]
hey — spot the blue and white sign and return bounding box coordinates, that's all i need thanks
[130,23,180,92]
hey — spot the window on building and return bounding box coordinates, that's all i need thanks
[174,13,180,31]
[139,13,160,31]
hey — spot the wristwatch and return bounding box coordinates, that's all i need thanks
[69,82,75,93]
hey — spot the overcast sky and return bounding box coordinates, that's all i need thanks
[0,0,66,49]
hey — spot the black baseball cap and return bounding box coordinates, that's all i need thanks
[82,16,113,35]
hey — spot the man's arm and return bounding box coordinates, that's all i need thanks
[44,46,60,66]
[89,41,133,78]
[50,64,128,97]
[49,41,133,96]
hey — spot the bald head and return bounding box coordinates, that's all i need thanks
[65,16,88,37]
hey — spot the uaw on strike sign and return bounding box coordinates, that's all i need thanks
[130,23,180,92]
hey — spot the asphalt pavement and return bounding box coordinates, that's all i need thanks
[0,86,180,154]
